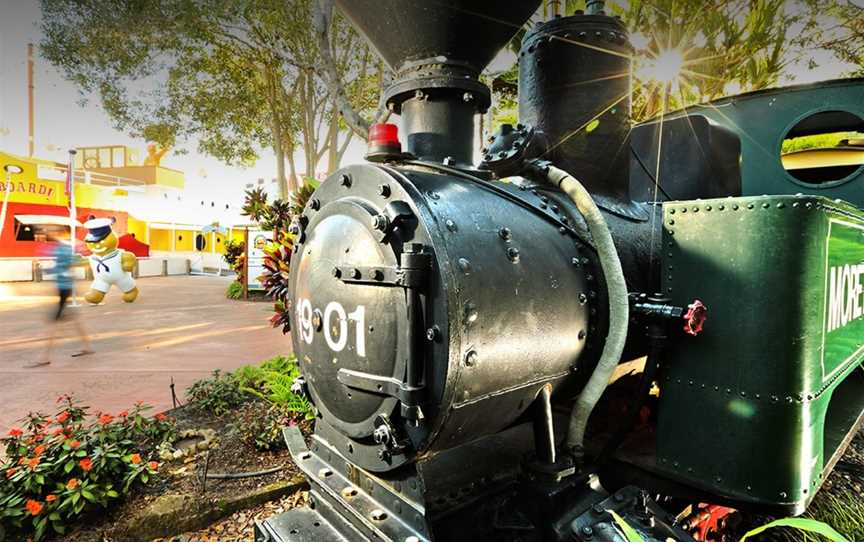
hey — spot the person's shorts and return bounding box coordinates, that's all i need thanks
[56,289,72,320]
[91,273,136,293]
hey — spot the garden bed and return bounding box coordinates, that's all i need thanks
[59,401,312,542]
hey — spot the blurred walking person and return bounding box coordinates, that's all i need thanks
[25,226,93,367]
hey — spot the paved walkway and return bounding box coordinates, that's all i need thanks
[0,276,290,433]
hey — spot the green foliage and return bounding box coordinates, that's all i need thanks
[185,370,247,416]
[226,280,244,300]
[233,356,315,421]
[237,402,295,451]
[223,239,246,281]
[782,132,864,154]
[769,491,864,542]
[39,0,383,196]
[740,518,850,542]
[186,356,313,430]
[609,509,646,542]
[0,396,174,540]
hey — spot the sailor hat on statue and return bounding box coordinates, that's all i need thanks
[83,217,115,242]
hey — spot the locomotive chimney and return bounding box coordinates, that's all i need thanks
[336,0,541,165]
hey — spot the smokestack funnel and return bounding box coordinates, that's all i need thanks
[337,0,541,165]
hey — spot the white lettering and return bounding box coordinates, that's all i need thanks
[827,262,864,333]
[324,302,348,352]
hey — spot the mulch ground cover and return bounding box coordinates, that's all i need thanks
[58,402,310,542]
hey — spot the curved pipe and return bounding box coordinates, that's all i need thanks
[527,161,629,460]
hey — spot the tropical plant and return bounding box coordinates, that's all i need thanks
[0,396,174,540]
[185,370,247,416]
[234,356,314,421]
[241,180,319,333]
[237,402,297,451]
[226,280,244,300]
[223,238,246,282]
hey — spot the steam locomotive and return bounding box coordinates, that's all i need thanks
[256,1,864,540]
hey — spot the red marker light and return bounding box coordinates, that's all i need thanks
[366,123,402,162]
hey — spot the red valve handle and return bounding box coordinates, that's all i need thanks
[683,300,707,336]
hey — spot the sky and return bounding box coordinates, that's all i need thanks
[0,0,859,206]
[0,1,367,204]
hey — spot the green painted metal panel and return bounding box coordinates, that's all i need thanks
[655,194,864,513]
[662,78,864,208]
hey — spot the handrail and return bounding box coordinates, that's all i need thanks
[38,164,147,187]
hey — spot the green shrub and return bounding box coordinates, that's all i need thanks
[186,370,247,415]
[226,280,244,300]
[0,396,175,540]
[234,355,314,421]
[237,402,295,451]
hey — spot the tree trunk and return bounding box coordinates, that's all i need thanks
[263,63,289,199]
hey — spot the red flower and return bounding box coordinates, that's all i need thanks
[79,457,93,472]
[5,468,16,479]
[46,495,57,502]
[27,457,40,469]
[8,427,23,438]
[25,500,43,516]
[68,440,81,449]
[148,461,159,471]
[98,414,114,425]
[66,478,79,489]
[56,411,70,424]
[155,413,168,422]
[33,444,45,456]
[52,428,65,436]
[130,453,141,465]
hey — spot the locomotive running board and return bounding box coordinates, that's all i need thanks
[255,426,429,542]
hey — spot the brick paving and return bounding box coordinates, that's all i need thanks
[0,276,289,433]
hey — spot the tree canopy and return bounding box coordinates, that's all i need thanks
[40,0,383,197]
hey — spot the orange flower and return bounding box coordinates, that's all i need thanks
[98,414,114,425]
[33,444,45,456]
[17,457,26,466]
[56,411,70,424]
[129,453,142,465]
[27,457,40,469]
[155,413,168,422]
[148,461,159,471]
[25,500,43,516]
[68,440,81,449]
[46,495,58,502]
[8,427,23,438]
[118,410,129,418]
[52,428,65,436]
[5,468,16,479]
[79,457,93,472]
[66,478,79,489]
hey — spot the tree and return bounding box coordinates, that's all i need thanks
[40,0,382,198]
[486,0,829,127]
[806,0,864,76]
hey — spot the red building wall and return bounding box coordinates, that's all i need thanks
[0,202,129,257]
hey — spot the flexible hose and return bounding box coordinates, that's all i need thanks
[528,161,630,460]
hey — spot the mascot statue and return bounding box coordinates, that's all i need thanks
[82,217,139,304]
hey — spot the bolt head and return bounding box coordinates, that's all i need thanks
[310,198,321,210]
[350,268,361,279]
[340,174,352,187]
[332,267,342,278]
[377,184,391,198]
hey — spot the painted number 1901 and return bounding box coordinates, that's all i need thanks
[296,297,366,357]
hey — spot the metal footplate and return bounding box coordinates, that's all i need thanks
[255,426,429,542]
